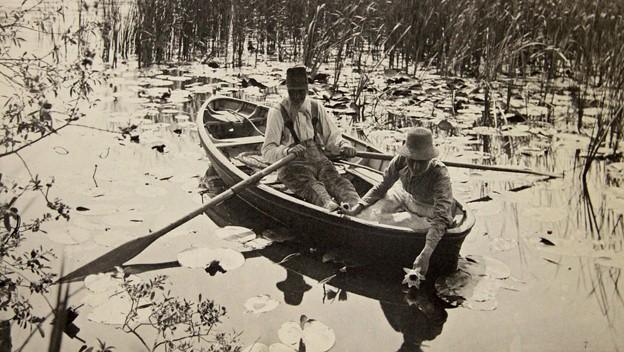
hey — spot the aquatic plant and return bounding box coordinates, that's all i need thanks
[0,1,106,347]
[117,272,241,352]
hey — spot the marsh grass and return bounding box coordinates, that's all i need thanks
[119,0,623,152]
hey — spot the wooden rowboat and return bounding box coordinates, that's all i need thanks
[196,96,475,274]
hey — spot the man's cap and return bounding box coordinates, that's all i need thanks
[286,66,309,90]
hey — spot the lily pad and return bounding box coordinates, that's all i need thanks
[244,295,280,314]
[268,344,296,352]
[174,114,190,123]
[243,237,273,250]
[93,230,133,247]
[278,318,335,352]
[155,74,192,82]
[187,84,215,94]
[242,344,269,352]
[88,293,150,325]
[490,238,517,252]
[94,213,145,228]
[138,78,174,87]
[84,273,122,293]
[214,226,256,242]
[142,87,170,98]
[41,226,92,245]
[501,125,531,137]
[177,247,245,271]
[81,290,121,307]
[468,126,499,136]
[435,256,511,310]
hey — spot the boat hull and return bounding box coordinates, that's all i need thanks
[197,96,474,274]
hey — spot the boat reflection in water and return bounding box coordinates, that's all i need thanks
[204,185,450,352]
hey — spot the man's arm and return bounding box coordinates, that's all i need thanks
[261,108,289,163]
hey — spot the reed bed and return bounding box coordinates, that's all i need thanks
[109,0,623,167]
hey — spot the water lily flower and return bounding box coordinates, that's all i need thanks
[402,267,425,289]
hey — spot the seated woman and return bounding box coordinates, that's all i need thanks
[345,127,455,277]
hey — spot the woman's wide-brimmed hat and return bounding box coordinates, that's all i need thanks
[398,127,439,160]
[286,66,308,90]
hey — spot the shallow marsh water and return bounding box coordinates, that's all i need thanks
[4,60,624,352]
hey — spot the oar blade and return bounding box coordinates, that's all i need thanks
[58,154,295,284]
[59,232,160,283]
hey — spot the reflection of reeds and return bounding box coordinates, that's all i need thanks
[585,262,622,328]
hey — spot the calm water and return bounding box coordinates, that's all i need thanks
[6,61,623,352]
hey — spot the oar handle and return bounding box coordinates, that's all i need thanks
[354,151,562,178]
[355,151,393,161]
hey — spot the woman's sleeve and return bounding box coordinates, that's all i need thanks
[424,165,454,249]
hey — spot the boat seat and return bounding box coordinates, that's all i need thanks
[340,162,384,184]
[214,135,265,148]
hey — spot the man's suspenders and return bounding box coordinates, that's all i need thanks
[279,100,321,145]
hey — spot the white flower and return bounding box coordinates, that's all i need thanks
[402,267,425,289]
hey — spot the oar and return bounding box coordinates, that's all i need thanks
[354,151,562,178]
[59,154,296,283]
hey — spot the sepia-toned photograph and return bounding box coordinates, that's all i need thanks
[1,0,622,351]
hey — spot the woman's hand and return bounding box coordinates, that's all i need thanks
[412,245,434,277]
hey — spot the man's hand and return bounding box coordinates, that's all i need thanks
[287,144,306,157]
[342,203,365,216]
[412,246,434,277]
[340,145,357,158]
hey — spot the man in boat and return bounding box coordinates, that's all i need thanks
[261,66,361,211]
[345,127,455,278]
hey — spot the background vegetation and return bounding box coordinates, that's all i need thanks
[108,0,623,144]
